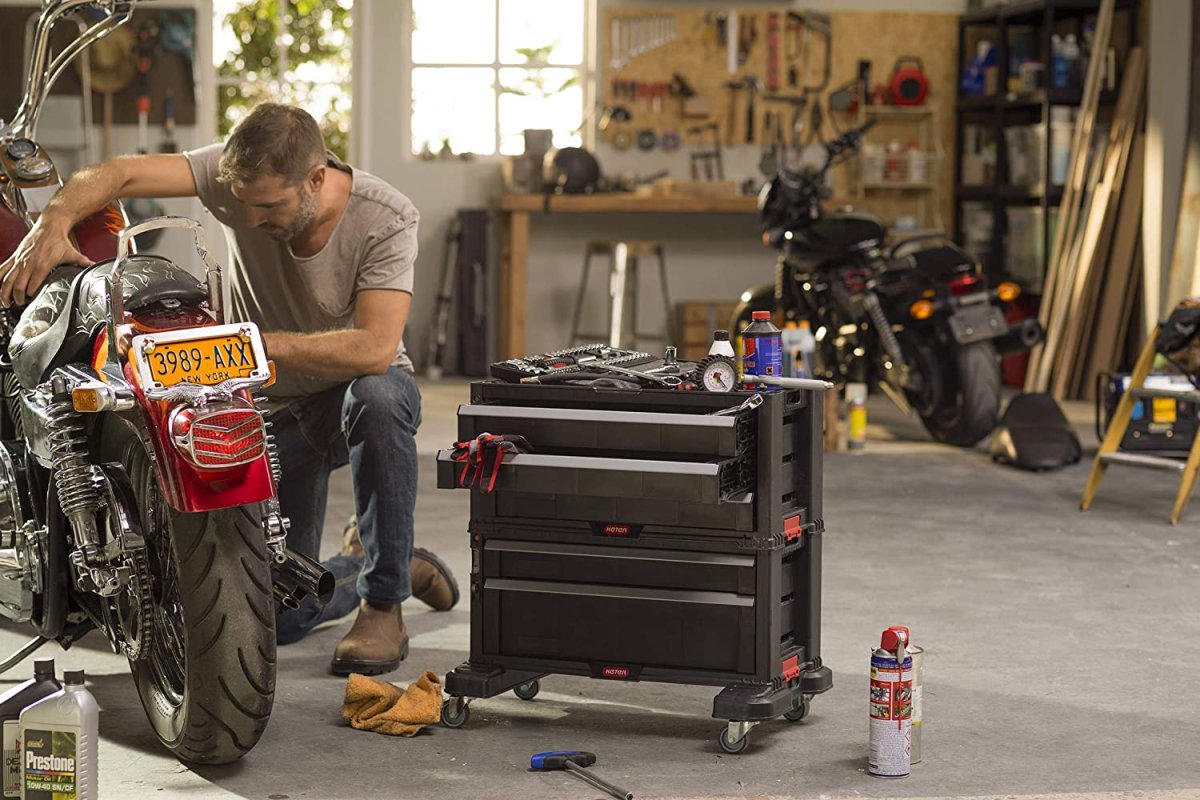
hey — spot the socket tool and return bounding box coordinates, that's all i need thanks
[530,751,633,800]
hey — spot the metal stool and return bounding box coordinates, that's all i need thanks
[569,241,673,349]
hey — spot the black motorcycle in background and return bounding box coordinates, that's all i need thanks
[733,124,1043,446]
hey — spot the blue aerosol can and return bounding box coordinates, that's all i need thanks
[741,311,782,391]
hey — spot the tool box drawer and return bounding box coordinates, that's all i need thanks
[480,579,756,675]
[481,539,758,594]
[457,404,753,459]
[437,451,746,504]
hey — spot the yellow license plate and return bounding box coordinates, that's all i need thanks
[134,325,265,388]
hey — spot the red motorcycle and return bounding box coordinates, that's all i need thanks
[0,0,330,764]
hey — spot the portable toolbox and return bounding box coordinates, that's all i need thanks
[435,381,832,753]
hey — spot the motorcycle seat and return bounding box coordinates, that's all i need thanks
[8,255,208,390]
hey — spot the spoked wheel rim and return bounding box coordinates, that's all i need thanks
[136,461,188,713]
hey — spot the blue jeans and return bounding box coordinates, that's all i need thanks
[271,367,422,645]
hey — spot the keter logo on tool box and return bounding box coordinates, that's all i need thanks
[592,522,640,538]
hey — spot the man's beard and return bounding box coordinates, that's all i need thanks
[269,190,318,242]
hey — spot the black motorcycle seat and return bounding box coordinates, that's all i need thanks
[8,255,208,390]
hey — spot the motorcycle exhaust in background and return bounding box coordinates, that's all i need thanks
[272,549,335,609]
[994,318,1045,355]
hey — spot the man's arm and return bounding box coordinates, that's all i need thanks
[262,289,411,382]
[0,154,198,307]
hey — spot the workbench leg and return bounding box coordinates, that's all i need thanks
[500,210,530,359]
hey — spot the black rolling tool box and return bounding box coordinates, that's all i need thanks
[435,382,832,754]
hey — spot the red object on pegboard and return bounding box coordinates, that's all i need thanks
[1002,296,1039,387]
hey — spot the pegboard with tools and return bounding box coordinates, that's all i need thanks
[599,6,833,156]
[598,6,960,226]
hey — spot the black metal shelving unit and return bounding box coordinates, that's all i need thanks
[954,0,1139,291]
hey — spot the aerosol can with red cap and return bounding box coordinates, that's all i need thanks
[868,626,913,778]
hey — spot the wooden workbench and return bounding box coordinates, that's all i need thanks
[495,191,760,359]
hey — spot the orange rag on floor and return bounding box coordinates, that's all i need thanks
[341,670,443,736]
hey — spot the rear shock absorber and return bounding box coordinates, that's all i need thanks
[863,292,907,374]
[46,376,100,540]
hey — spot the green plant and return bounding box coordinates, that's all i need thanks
[217,0,352,159]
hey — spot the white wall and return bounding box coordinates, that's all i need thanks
[1144,0,1192,329]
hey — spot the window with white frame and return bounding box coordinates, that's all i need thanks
[410,0,586,157]
[213,0,353,159]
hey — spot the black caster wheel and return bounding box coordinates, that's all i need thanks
[783,696,810,722]
[513,679,540,701]
[440,698,470,728]
[718,728,749,754]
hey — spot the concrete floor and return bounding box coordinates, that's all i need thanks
[1,380,1197,800]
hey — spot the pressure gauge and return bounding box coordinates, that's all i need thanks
[697,355,739,392]
[5,138,37,161]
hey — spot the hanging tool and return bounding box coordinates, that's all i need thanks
[738,15,758,66]
[767,13,781,92]
[743,75,762,144]
[786,13,805,88]
[726,10,739,75]
[722,80,743,144]
[530,751,634,800]
[688,123,724,181]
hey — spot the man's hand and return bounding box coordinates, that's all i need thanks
[0,217,92,308]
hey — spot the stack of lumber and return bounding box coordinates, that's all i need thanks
[1025,0,1145,400]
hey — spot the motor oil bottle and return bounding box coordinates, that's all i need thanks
[0,660,58,799]
[19,669,97,800]
[740,311,782,391]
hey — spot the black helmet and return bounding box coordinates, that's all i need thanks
[544,147,600,194]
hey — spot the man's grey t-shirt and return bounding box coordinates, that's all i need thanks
[184,143,418,402]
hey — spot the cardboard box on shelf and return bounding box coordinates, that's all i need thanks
[677,300,739,360]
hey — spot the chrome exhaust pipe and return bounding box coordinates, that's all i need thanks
[271,549,335,610]
[0,548,33,623]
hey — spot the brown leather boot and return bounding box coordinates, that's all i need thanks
[341,518,460,612]
[330,601,409,676]
[410,548,460,611]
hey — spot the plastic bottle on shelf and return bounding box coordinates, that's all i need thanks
[1051,34,1067,89]
[794,320,816,379]
[907,141,926,185]
[781,322,801,379]
[708,329,735,358]
[1063,35,1082,91]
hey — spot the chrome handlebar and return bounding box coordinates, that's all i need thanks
[9,1,135,139]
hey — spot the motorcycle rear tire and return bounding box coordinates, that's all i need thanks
[102,418,277,765]
[918,341,1000,447]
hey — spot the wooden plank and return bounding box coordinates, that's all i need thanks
[1052,49,1145,398]
[1047,47,1144,399]
[498,210,530,359]
[1077,133,1145,401]
[496,193,761,214]
[1026,0,1116,391]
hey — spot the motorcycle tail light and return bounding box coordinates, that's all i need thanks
[171,403,266,470]
[996,281,1021,302]
[948,273,983,296]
